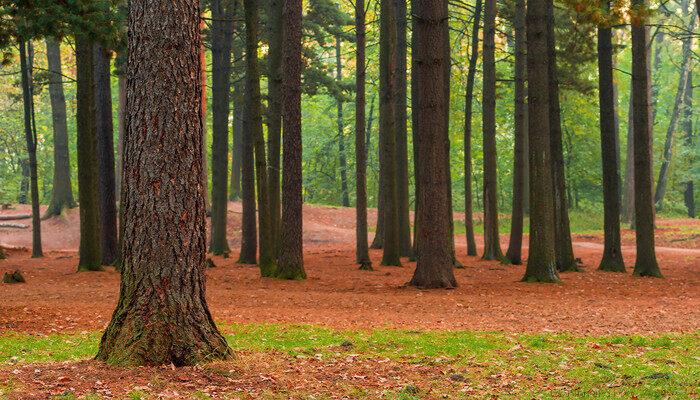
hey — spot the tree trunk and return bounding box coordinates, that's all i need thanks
[481,0,504,261]
[522,0,559,283]
[683,73,695,218]
[94,43,118,266]
[19,39,43,258]
[276,0,306,280]
[18,158,29,204]
[370,176,384,249]
[200,9,209,212]
[409,0,457,289]
[654,12,696,211]
[210,0,236,255]
[230,6,244,202]
[505,0,527,265]
[597,2,625,272]
[631,0,661,278]
[394,0,411,257]
[335,36,351,208]
[463,0,482,258]
[96,0,232,366]
[75,35,102,271]
[355,0,372,271]
[622,94,635,224]
[44,38,76,218]
[267,0,283,240]
[546,2,577,272]
[117,75,126,198]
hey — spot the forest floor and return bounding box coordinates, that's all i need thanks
[0,202,698,399]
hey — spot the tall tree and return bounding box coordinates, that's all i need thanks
[96,0,232,366]
[630,0,661,278]
[94,43,118,266]
[546,2,577,272]
[276,0,306,280]
[44,37,76,218]
[230,3,244,202]
[463,0,482,258]
[522,0,560,283]
[409,0,457,289]
[481,0,504,261]
[505,0,527,265]
[355,0,372,271]
[210,0,236,255]
[395,0,411,257]
[683,73,695,218]
[267,0,283,241]
[597,0,624,272]
[335,36,351,207]
[19,39,42,258]
[75,35,102,271]
[378,0,401,266]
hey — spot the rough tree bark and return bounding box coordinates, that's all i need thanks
[44,38,76,218]
[335,36,351,208]
[597,1,625,272]
[505,0,527,265]
[409,0,457,289]
[630,0,662,278]
[230,3,244,202]
[276,0,306,280]
[395,0,412,257]
[481,0,504,261]
[521,0,560,283]
[267,0,283,239]
[96,0,232,366]
[683,73,695,218]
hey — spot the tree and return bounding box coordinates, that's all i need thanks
[94,43,118,266]
[44,37,76,218]
[19,40,42,258]
[267,0,283,241]
[75,35,102,272]
[546,2,577,272]
[505,0,527,265]
[230,1,245,202]
[210,0,236,255]
[395,0,411,257]
[409,0,457,289]
[96,0,232,366]
[521,0,559,283]
[355,0,372,271]
[596,0,624,272]
[335,36,351,207]
[630,0,661,278]
[378,0,401,266]
[683,73,695,218]
[463,0,482,257]
[481,0,503,261]
[276,0,306,280]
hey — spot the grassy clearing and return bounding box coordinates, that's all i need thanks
[0,324,698,399]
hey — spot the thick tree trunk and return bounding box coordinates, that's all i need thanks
[522,0,559,283]
[631,0,661,278]
[683,73,695,218]
[355,0,372,271]
[409,0,457,289]
[210,0,236,255]
[597,3,625,272]
[506,0,527,265]
[276,0,306,280]
[481,0,504,261]
[378,0,401,266]
[546,2,577,272]
[654,13,696,211]
[395,0,411,257]
[75,35,102,271]
[463,0,482,258]
[94,43,118,266]
[44,38,76,218]
[267,0,283,240]
[335,36,351,208]
[19,40,42,258]
[96,0,232,366]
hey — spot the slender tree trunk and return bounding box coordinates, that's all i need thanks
[19,39,42,258]
[355,0,372,270]
[210,0,235,255]
[75,35,101,271]
[335,36,351,208]
[276,0,306,280]
[230,7,244,202]
[18,158,29,204]
[522,0,559,283]
[267,0,283,240]
[506,0,527,265]
[683,73,695,218]
[96,0,232,365]
[463,0,482,258]
[597,2,625,272]
[631,0,661,278]
[117,75,126,198]
[546,2,577,272]
[94,43,118,266]
[44,38,76,218]
[650,30,664,126]
[409,0,457,289]
[410,9,420,261]
[395,0,411,257]
[370,179,384,248]
[481,0,504,261]
[200,10,209,212]
[654,12,696,211]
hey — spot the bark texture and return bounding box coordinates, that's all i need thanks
[683,73,695,218]
[267,0,283,240]
[335,36,351,208]
[395,0,412,257]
